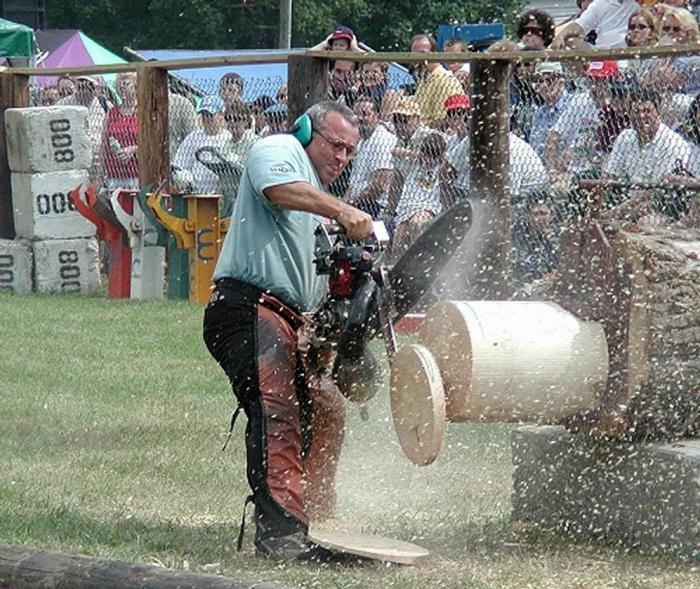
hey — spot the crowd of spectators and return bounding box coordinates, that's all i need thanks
[30,1,700,294]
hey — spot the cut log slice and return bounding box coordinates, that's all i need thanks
[308,528,430,565]
[390,344,446,466]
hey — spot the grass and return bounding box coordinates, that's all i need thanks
[1,291,698,588]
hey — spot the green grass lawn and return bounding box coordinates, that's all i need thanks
[1,291,698,588]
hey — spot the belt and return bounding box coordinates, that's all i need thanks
[214,277,305,330]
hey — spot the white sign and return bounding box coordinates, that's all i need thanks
[0,239,32,294]
[33,237,101,294]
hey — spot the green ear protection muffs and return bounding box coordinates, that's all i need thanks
[290,113,313,146]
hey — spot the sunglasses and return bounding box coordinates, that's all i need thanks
[663,25,683,33]
[522,26,543,37]
[392,114,414,124]
[628,23,649,31]
[446,109,469,118]
[225,115,246,123]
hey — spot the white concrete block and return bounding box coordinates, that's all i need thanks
[0,239,33,294]
[12,170,95,240]
[5,106,92,173]
[33,238,101,294]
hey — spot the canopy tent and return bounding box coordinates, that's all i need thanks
[0,17,36,60]
[34,29,126,85]
[130,48,414,101]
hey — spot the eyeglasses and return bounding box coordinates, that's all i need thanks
[392,114,414,125]
[663,25,683,33]
[225,115,246,124]
[446,109,469,118]
[628,23,649,31]
[314,129,356,158]
[533,75,562,85]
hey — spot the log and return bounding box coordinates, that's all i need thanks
[553,222,700,440]
[0,545,288,589]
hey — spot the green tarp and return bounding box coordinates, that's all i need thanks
[0,18,35,58]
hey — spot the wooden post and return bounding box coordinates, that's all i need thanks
[287,55,329,123]
[469,58,512,298]
[0,73,29,239]
[137,65,169,191]
[0,545,289,589]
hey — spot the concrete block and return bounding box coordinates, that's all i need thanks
[0,239,32,294]
[5,106,91,173]
[12,170,94,240]
[512,425,700,560]
[33,238,101,294]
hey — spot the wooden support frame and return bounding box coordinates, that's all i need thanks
[0,73,29,239]
[137,65,169,191]
[287,55,329,123]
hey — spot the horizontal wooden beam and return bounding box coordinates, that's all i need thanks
[306,43,700,63]
[0,545,289,589]
[2,43,699,80]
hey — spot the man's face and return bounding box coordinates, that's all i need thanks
[392,113,420,141]
[330,38,350,51]
[443,44,464,73]
[411,37,436,74]
[219,80,242,106]
[589,78,612,109]
[533,74,564,105]
[331,60,356,92]
[225,111,249,140]
[360,63,384,88]
[528,203,553,232]
[445,108,469,135]
[354,100,378,139]
[201,112,223,134]
[306,111,359,185]
[630,100,660,139]
[76,79,97,102]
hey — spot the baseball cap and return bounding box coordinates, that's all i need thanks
[391,99,421,117]
[534,61,563,76]
[330,26,354,42]
[196,95,225,114]
[585,60,620,79]
[444,94,471,110]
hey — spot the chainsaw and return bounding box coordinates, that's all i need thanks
[312,200,473,404]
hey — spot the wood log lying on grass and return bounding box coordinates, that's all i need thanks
[553,220,700,440]
[0,545,288,589]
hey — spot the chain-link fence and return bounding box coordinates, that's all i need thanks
[27,67,288,217]
[8,48,700,299]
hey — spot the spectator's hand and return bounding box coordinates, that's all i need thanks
[350,35,361,52]
[116,144,137,163]
[550,35,568,51]
[336,205,373,239]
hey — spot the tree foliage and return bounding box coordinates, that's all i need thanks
[47,0,525,55]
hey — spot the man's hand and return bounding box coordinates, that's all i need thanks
[336,205,373,239]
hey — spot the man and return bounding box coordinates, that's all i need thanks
[551,0,640,49]
[172,95,231,194]
[328,59,359,107]
[203,101,372,560]
[219,72,245,109]
[529,62,571,159]
[602,87,690,223]
[345,97,397,219]
[410,34,465,126]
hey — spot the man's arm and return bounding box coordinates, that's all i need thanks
[551,22,584,49]
[264,181,372,239]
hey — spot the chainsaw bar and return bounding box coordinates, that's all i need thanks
[386,199,473,321]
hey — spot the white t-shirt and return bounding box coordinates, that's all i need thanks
[447,133,549,199]
[172,128,232,194]
[604,123,690,183]
[575,0,639,48]
[394,162,443,226]
[347,123,397,207]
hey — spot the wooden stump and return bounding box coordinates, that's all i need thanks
[553,222,700,440]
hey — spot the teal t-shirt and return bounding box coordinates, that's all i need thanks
[212,134,328,312]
